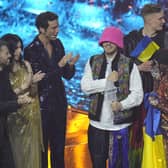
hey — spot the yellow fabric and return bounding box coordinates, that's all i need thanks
[142,128,166,168]
[138,42,160,62]
[7,64,43,168]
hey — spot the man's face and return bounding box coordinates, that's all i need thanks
[145,11,166,31]
[41,19,59,40]
[0,45,11,67]
[102,42,118,55]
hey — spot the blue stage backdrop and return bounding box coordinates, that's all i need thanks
[0,0,167,111]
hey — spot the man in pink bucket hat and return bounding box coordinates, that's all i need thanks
[81,26,143,168]
[99,26,124,48]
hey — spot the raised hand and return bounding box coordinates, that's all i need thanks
[138,60,153,72]
[69,54,80,66]
[58,53,72,67]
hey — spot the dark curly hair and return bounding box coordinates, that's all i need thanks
[35,11,58,31]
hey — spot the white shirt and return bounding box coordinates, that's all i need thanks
[81,56,143,131]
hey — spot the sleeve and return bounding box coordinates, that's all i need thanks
[24,46,63,79]
[0,89,19,115]
[120,63,143,110]
[153,49,168,64]
[123,30,142,58]
[81,59,107,95]
[0,100,20,115]
[0,71,20,115]
[57,39,75,80]
[123,31,136,57]
[24,47,42,73]
[62,63,75,80]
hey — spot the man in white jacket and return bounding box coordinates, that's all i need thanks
[81,26,143,168]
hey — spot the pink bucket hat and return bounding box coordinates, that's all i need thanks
[99,26,124,48]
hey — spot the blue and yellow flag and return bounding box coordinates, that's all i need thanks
[142,93,166,168]
[130,36,160,62]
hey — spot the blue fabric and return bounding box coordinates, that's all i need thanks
[130,36,152,58]
[144,92,161,140]
[109,127,129,168]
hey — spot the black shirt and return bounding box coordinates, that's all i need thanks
[0,67,19,115]
[0,67,19,145]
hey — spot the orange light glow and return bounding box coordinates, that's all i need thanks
[48,106,92,168]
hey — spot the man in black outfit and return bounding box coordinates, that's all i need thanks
[0,40,31,168]
[24,11,79,168]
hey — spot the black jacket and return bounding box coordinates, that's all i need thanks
[24,36,75,117]
[124,28,168,93]
[0,67,19,145]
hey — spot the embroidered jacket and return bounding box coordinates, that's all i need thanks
[88,53,135,123]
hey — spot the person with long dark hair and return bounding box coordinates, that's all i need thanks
[0,39,31,168]
[1,34,45,168]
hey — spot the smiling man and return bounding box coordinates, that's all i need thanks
[81,26,143,168]
[24,11,79,168]
[123,3,168,168]
[0,40,16,168]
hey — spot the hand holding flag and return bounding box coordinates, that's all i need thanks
[130,36,160,62]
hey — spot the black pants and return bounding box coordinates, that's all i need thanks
[88,124,109,168]
[0,137,15,168]
[41,106,67,168]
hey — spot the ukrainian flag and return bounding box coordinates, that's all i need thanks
[142,93,166,168]
[130,36,160,62]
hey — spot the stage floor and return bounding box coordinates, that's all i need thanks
[48,107,92,168]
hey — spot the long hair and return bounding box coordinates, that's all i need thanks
[1,33,24,66]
